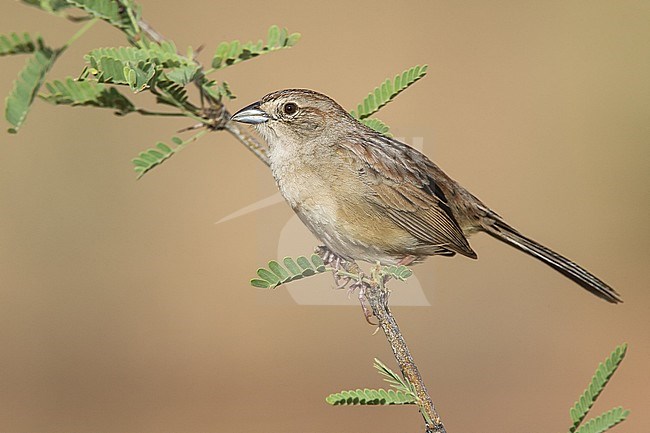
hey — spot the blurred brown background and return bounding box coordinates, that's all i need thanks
[1,1,649,432]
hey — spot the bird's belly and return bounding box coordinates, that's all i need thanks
[277,174,416,265]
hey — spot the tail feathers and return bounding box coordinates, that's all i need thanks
[482,217,622,303]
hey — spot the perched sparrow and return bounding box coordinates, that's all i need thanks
[231,89,621,303]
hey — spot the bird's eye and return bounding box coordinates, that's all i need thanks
[283,102,298,115]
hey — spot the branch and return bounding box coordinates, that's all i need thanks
[366,276,446,433]
[135,17,270,167]
[136,18,165,44]
[319,249,445,433]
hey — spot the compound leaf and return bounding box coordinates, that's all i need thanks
[569,344,627,432]
[575,407,629,433]
[40,78,135,115]
[350,64,428,120]
[359,117,391,136]
[211,25,300,71]
[0,32,42,56]
[251,255,328,289]
[66,0,141,35]
[21,0,71,15]
[326,388,416,406]
[132,139,179,178]
[5,48,56,133]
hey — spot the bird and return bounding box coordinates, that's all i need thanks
[231,89,622,303]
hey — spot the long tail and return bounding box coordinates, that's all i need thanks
[481,216,622,303]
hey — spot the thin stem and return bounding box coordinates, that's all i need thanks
[179,128,209,148]
[151,88,206,124]
[122,1,140,35]
[134,109,189,117]
[59,18,98,53]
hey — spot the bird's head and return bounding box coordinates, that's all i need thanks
[230,89,355,145]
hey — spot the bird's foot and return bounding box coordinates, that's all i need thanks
[315,246,376,324]
[315,245,338,267]
[315,246,358,290]
[356,282,376,325]
[344,272,376,325]
[346,272,366,297]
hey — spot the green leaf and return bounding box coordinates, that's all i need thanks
[350,64,428,120]
[373,358,415,396]
[359,117,391,136]
[296,256,313,271]
[250,255,328,289]
[0,33,42,56]
[131,138,183,178]
[267,25,280,48]
[88,56,133,84]
[310,254,326,272]
[326,388,415,406]
[86,42,192,70]
[86,52,158,92]
[155,81,189,108]
[156,142,172,153]
[250,278,270,289]
[65,0,141,35]
[257,268,280,285]
[84,42,200,94]
[283,257,301,276]
[296,255,315,276]
[165,64,199,86]
[569,344,628,433]
[575,407,629,433]
[200,79,235,102]
[268,260,290,281]
[21,0,71,14]
[123,61,155,92]
[40,78,135,115]
[5,48,56,133]
[381,265,413,281]
[210,25,300,71]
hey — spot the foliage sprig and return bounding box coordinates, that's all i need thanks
[568,344,629,433]
[350,64,428,120]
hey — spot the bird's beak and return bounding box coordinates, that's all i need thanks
[230,101,270,124]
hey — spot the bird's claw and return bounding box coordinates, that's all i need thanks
[356,282,377,325]
[316,246,353,289]
[315,246,377,325]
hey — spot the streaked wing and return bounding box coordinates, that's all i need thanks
[344,132,477,258]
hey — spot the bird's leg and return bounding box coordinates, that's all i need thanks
[343,269,376,324]
[315,246,376,323]
[315,246,354,289]
[334,256,354,290]
[355,280,376,325]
